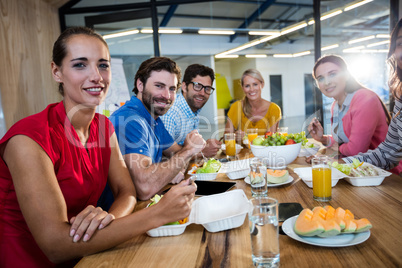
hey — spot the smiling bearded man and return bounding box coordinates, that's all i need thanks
[98,57,206,209]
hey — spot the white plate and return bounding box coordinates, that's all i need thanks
[244,175,294,187]
[282,216,370,247]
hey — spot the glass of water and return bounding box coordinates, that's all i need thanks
[249,158,268,197]
[249,197,279,267]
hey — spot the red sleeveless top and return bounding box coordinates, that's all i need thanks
[0,102,113,267]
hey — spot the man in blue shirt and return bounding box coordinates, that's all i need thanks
[161,64,222,157]
[109,57,205,201]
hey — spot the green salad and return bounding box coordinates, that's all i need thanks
[196,158,221,174]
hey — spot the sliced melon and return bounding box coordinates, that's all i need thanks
[250,171,264,184]
[354,218,372,233]
[266,169,289,184]
[344,209,354,220]
[294,206,372,237]
[342,219,357,233]
[311,206,327,221]
[317,219,341,237]
[331,207,346,230]
[294,209,325,236]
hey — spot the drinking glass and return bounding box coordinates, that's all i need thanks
[277,127,288,136]
[224,133,236,160]
[247,128,258,148]
[312,156,332,202]
[249,197,280,267]
[249,159,268,197]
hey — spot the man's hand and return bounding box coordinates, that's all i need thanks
[183,130,206,155]
[202,139,222,158]
[171,169,185,184]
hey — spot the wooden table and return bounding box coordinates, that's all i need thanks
[75,149,402,268]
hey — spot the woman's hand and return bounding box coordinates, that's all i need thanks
[308,118,324,142]
[69,205,115,242]
[157,179,197,224]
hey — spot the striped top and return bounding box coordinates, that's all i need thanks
[343,96,402,171]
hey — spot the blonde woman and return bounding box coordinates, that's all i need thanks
[225,69,281,142]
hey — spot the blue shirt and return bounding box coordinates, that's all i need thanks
[160,93,200,145]
[109,96,174,163]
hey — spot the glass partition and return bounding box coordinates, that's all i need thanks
[62,0,391,136]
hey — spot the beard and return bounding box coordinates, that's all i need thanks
[142,87,172,117]
[185,93,207,112]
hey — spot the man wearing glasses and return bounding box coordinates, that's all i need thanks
[161,64,222,157]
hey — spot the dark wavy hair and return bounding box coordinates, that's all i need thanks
[387,18,402,98]
[182,64,215,84]
[133,57,181,95]
[52,26,108,96]
[312,54,364,93]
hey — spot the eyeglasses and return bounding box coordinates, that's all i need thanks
[188,82,215,95]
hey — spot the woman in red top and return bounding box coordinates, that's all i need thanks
[0,27,198,267]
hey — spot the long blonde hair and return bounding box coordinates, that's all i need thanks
[241,69,265,118]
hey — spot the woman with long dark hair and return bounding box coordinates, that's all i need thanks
[343,19,402,173]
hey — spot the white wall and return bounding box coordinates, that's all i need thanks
[257,56,315,118]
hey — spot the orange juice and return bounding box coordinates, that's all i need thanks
[312,167,332,201]
[225,139,236,156]
[247,133,258,145]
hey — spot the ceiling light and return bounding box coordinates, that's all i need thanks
[198,30,235,35]
[366,40,390,48]
[344,0,374,11]
[215,54,239,58]
[141,28,153,33]
[245,54,267,58]
[159,28,183,34]
[377,49,389,53]
[259,35,281,43]
[375,34,390,39]
[293,51,311,57]
[343,46,365,53]
[248,31,280,36]
[308,20,315,25]
[273,54,293,58]
[361,49,386,53]
[348,35,375,44]
[321,44,339,51]
[103,29,139,39]
[320,10,343,21]
[140,28,182,34]
[280,22,307,35]
[223,40,263,54]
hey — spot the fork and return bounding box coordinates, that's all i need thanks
[200,150,208,163]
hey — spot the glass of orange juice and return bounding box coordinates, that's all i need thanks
[247,128,258,148]
[277,127,288,136]
[312,156,332,202]
[224,133,236,160]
